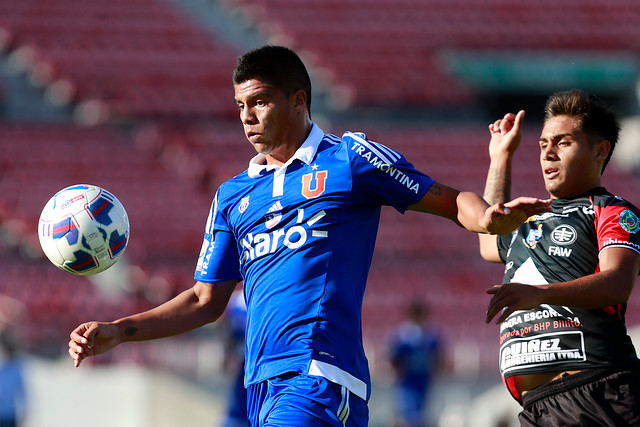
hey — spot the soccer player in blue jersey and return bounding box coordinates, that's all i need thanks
[68,45,550,426]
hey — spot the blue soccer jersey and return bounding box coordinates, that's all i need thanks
[195,124,434,400]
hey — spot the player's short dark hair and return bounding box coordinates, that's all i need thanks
[233,45,312,113]
[544,89,620,174]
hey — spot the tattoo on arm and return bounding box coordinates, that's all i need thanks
[484,167,510,205]
[427,182,443,196]
[125,327,138,337]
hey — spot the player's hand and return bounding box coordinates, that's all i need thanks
[483,196,551,235]
[485,283,544,324]
[488,110,525,160]
[68,321,120,367]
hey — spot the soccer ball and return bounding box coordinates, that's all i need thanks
[38,184,130,275]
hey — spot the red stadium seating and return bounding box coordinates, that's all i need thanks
[0,0,239,120]
[222,0,640,107]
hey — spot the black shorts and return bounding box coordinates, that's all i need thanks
[519,368,640,427]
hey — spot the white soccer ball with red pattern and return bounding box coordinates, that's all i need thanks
[38,184,130,275]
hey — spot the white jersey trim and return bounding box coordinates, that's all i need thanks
[247,123,326,197]
[343,131,400,165]
[247,123,325,179]
[599,243,640,257]
[308,359,367,401]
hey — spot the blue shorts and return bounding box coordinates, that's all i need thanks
[246,373,368,426]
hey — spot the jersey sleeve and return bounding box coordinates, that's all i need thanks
[194,191,242,283]
[595,198,640,256]
[496,232,513,264]
[343,131,434,213]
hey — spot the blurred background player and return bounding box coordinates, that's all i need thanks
[478,89,640,426]
[67,45,549,426]
[388,300,441,427]
[0,326,26,427]
[222,289,249,427]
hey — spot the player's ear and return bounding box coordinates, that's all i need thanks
[293,89,307,113]
[595,139,611,162]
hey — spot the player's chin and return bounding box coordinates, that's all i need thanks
[254,144,276,156]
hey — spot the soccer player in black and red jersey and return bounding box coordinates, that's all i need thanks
[479,89,640,426]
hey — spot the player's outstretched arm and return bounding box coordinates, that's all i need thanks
[68,279,238,367]
[485,247,640,324]
[408,182,550,235]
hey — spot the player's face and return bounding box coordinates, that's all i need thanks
[234,79,298,159]
[539,115,606,199]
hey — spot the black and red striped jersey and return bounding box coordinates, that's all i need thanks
[496,187,640,388]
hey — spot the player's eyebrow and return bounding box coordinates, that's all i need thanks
[539,133,572,142]
[235,90,274,105]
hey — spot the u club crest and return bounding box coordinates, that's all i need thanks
[301,169,328,199]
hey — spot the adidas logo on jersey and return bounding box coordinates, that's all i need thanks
[267,201,283,213]
[265,201,284,229]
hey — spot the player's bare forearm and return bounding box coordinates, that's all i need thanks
[409,183,487,231]
[409,183,550,234]
[479,154,513,260]
[69,280,238,366]
[486,273,631,324]
[484,160,512,206]
[116,280,238,343]
[455,191,492,232]
[486,248,640,323]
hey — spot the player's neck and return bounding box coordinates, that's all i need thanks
[265,121,313,167]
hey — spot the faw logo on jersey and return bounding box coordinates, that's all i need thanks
[619,210,640,234]
[550,224,577,245]
[523,224,543,249]
[301,168,328,199]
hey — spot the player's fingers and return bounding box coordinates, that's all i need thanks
[74,353,86,367]
[500,113,515,134]
[526,206,552,217]
[68,339,83,352]
[504,197,551,211]
[506,196,551,205]
[486,302,503,324]
[81,322,102,347]
[513,110,525,130]
[68,345,80,358]
[485,293,505,323]
[69,329,89,346]
[486,285,501,295]
[486,285,517,322]
[68,346,84,367]
[487,298,512,324]
[490,203,512,216]
[496,306,517,324]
